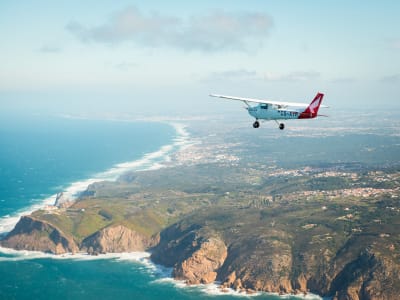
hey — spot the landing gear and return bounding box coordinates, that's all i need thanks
[253,120,284,129]
[275,120,285,130]
[253,120,260,128]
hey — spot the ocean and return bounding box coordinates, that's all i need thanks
[0,114,321,300]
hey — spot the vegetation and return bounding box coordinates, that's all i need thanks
[31,162,400,261]
[13,126,400,298]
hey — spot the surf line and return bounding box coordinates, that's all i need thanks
[0,122,191,236]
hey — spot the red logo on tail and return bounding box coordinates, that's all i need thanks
[299,93,324,119]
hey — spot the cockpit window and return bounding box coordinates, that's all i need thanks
[260,104,268,109]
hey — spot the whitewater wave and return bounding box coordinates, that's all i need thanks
[0,121,192,235]
[152,277,324,299]
[0,246,151,262]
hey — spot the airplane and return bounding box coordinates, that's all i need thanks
[210,92,328,130]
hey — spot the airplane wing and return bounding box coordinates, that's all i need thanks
[210,94,329,108]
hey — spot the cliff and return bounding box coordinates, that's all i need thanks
[54,192,73,208]
[1,162,400,299]
[173,236,227,284]
[1,216,78,254]
[151,222,227,284]
[151,220,295,294]
[329,243,400,300]
[1,217,158,256]
[151,206,400,299]
[81,225,159,255]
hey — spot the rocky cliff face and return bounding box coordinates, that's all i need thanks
[152,222,294,293]
[0,216,78,254]
[54,192,73,208]
[2,206,400,300]
[329,247,400,300]
[173,237,227,284]
[218,235,294,294]
[151,218,400,299]
[81,225,158,255]
[151,222,228,284]
[0,217,158,256]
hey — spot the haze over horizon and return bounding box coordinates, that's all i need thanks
[1,1,399,116]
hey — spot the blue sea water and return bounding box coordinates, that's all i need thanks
[0,114,320,300]
[0,114,175,220]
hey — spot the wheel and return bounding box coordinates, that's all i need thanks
[253,121,260,128]
[279,123,285,130]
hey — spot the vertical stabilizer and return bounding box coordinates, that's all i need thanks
[299,93,324,119]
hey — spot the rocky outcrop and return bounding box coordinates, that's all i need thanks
[173,237,227,284]
[81,225,158,255]
[1,217,159,256]
[218,235,294,294]
[2,208,400,299]
[151,222,228,284]
[330,249,400,300]
[151,222,203,267]
[152,222,297,293]
[54,192,73,208]
[0,216,78,254]
[151,219,400,299]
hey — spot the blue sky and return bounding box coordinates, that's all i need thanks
[1,0,399,115]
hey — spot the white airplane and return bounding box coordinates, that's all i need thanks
[210,92,328,130]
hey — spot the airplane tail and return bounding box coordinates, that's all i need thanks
[299,93,324,119]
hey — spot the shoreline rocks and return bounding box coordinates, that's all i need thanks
[81,225,159,255]
[54,192,73,208]
[173,237,227,284]
[2,214,400,300]
[0,216,78,254]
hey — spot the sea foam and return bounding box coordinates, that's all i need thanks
[0,246,151,263]
[151,276,324,299]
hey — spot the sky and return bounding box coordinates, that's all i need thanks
[0,0,399,116]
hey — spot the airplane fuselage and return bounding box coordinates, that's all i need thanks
[248,104,302,120]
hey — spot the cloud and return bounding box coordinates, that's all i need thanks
[66,6,273,52]
[380,74,400,83]
[263,71,320,82]
[38,45,62,53]
[205,69,259,82]
[66,7,178,46]
[174,11,272,52]
[204,69,321,83]
[203,69,321,84]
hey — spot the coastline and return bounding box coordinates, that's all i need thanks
[0,119,326,300]
[0,246,324,300]
[0,121,191,236]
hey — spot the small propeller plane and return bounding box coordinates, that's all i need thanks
[210,92,328,130]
